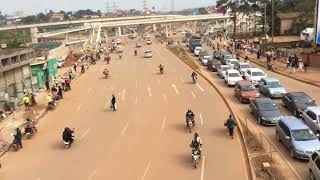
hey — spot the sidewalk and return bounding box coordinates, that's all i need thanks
[0,66,75,155]
[211,38,320,87]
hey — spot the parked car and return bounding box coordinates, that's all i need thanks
[136,42,142,48]
[144,50,153,58]
[234,80,260,103]
[213,50,223,59]
[302,106,320,135]
[309,151,320,180]
[198,50,208,60]
[221,53,233,64]
[207,59,221,72]
[57,59,65,68]
[249,98,283,125]
[244,68,267,85]
[235,62,252,76]
[276,116,320,159]
[200,54,211,66]
[146,39,152,45]
[225,59,239,69]
[224,69,243,86]
[217,65,231,79]
[282,92,316,117]
[194,46,202,56]
[258,77,287,98]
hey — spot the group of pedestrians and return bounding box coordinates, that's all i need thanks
[286,54,308,73]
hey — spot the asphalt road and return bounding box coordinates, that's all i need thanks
[0,40,248,180]
[183,35,320,180]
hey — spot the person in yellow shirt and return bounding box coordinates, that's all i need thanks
[22,95,30,111]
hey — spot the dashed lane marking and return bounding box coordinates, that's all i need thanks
[121,121,130,136]
[121,89,126,101]
[147,87,152,97]
[79,128,91,141]
[200,113,203,125]
[161,116,166,130]
[162,94,167,102]
[135,96,138,105]
[191,91,196,99]
[201,156,206,180]
[77,104,82,111]
[141,161,151,180]
[171,84,180,95]
[196,83,204,92]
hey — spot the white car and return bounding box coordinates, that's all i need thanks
[193,47,202,56]
[146,39,152,45]
[57,59,65,68]
[244,68,267,85]
[200,55,210,66]
[217,65,231,79]
[224,69,243,86]
[144,50,153,58]
[225,59,239,69]
[235,62,252,76]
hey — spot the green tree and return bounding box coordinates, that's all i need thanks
[97,10,102,17]
[217,0,259,37]
[37,13,49,22]
[198,8,208,15]
[21,15,37,24]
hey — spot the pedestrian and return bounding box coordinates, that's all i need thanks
[111,94,116,111]
[14,128,22,148]
[45,80,50,92]
[257,50,261,60]
[304,62,308,72]
[73,63,77,72]
[299,60,303,72]
[291,55,297,73]
[224,115,237,139]
[22,94,30,111]
[286,55,291,69]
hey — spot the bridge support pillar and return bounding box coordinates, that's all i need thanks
[152,24,157,32]
[165,25,169,37]
[118,27,122,36]
[30,27,39,43]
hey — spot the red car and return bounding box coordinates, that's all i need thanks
[234,80,260,103]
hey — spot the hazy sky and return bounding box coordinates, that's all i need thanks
[0,0,217,14]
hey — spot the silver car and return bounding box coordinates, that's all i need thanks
[217,65,231,79]
[302,106,320,135]
[144,50,152,58]
[309,151,320,180]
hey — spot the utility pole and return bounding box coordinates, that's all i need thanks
[271,0,274,43]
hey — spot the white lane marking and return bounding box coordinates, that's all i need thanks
[121,89,126,101]
[161,116,166,130]
[162,94,167,102]
[201,156,206,180]
[191,91,196,99]
[147,87,152,97]
[121,121,130,136]
[88,170,97,180]
[200,113,203,125]
[196,84,204,92]
[135,96,138,105]
[79,128,91,141]
[77,104,82,111]
[36,178,40,180]
[171,84,180,95]
[141,161,151,180]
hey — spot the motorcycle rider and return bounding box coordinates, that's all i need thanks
[191,71,198,83]
[225,115,237,139]
[134,49,137,56]
[103,68,109,78]
[185,109,195,126]
[25,118,37,135]
[62,127,74,146]
[158,64,164,74]
[190,133,202,157]
[81,64,85,74]
[13,127,22,149]
[119,52,122,59]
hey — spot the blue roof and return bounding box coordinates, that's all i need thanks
[280,116,309,130]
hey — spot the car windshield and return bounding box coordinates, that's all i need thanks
[230,61,238,65]
[292,129,317,141]
[229,73,240,77]
[240,85,256,91]
[221,67,230,71]
[195,47,201,50]
[259,103,278,111]
[240,64,251,69]
[294,96,313,103]
[267,81,282,88]
[225,55,232,59]
[252,71,264,76]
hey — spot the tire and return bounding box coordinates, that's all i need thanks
[293,110,299,117]
[249,107,253,114]
[194,160,198,169]
[290,148,295,159]
[258,117,263,125]
[276,132,281,142]
[310,171,315,180]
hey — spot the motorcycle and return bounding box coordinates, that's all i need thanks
[192,149,201,168]
[103,71,109,79]
[64,83,71,91]
[47,101,56,110]
[134,50,137,56]
[187,118,194,133]
[192,76,197,84]
[64,139,73,148]
[159,67,164,74]
[24,120,37,138]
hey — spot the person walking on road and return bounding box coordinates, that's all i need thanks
[14,127,22,148]
[73,63,77,72]
[111,94,116,111]
[45,80,50,92]
[225,115,237,139]
[304,62,308,72]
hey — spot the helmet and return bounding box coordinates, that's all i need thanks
[194,133,198,137]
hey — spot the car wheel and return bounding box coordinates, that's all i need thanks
[276,132,281,142]
[258,117,263,125]
[290,148,295,159]
[239,97,243,103]
[249,107,253,114]
[310,171,315,180]
[293,110,299,117]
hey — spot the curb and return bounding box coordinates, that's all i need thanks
[168,47,253,180]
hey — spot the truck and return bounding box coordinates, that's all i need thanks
[189,34,202,52]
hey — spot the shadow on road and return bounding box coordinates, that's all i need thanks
[211,127,229,139]
[171,123,189,134]
[174,153,193,169]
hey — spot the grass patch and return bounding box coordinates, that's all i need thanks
[167,45,199,70]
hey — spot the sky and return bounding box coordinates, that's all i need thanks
[0,0,217,15]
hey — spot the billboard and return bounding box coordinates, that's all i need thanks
[316,0,320,44]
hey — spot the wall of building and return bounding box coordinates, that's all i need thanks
[280,19,294,35]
